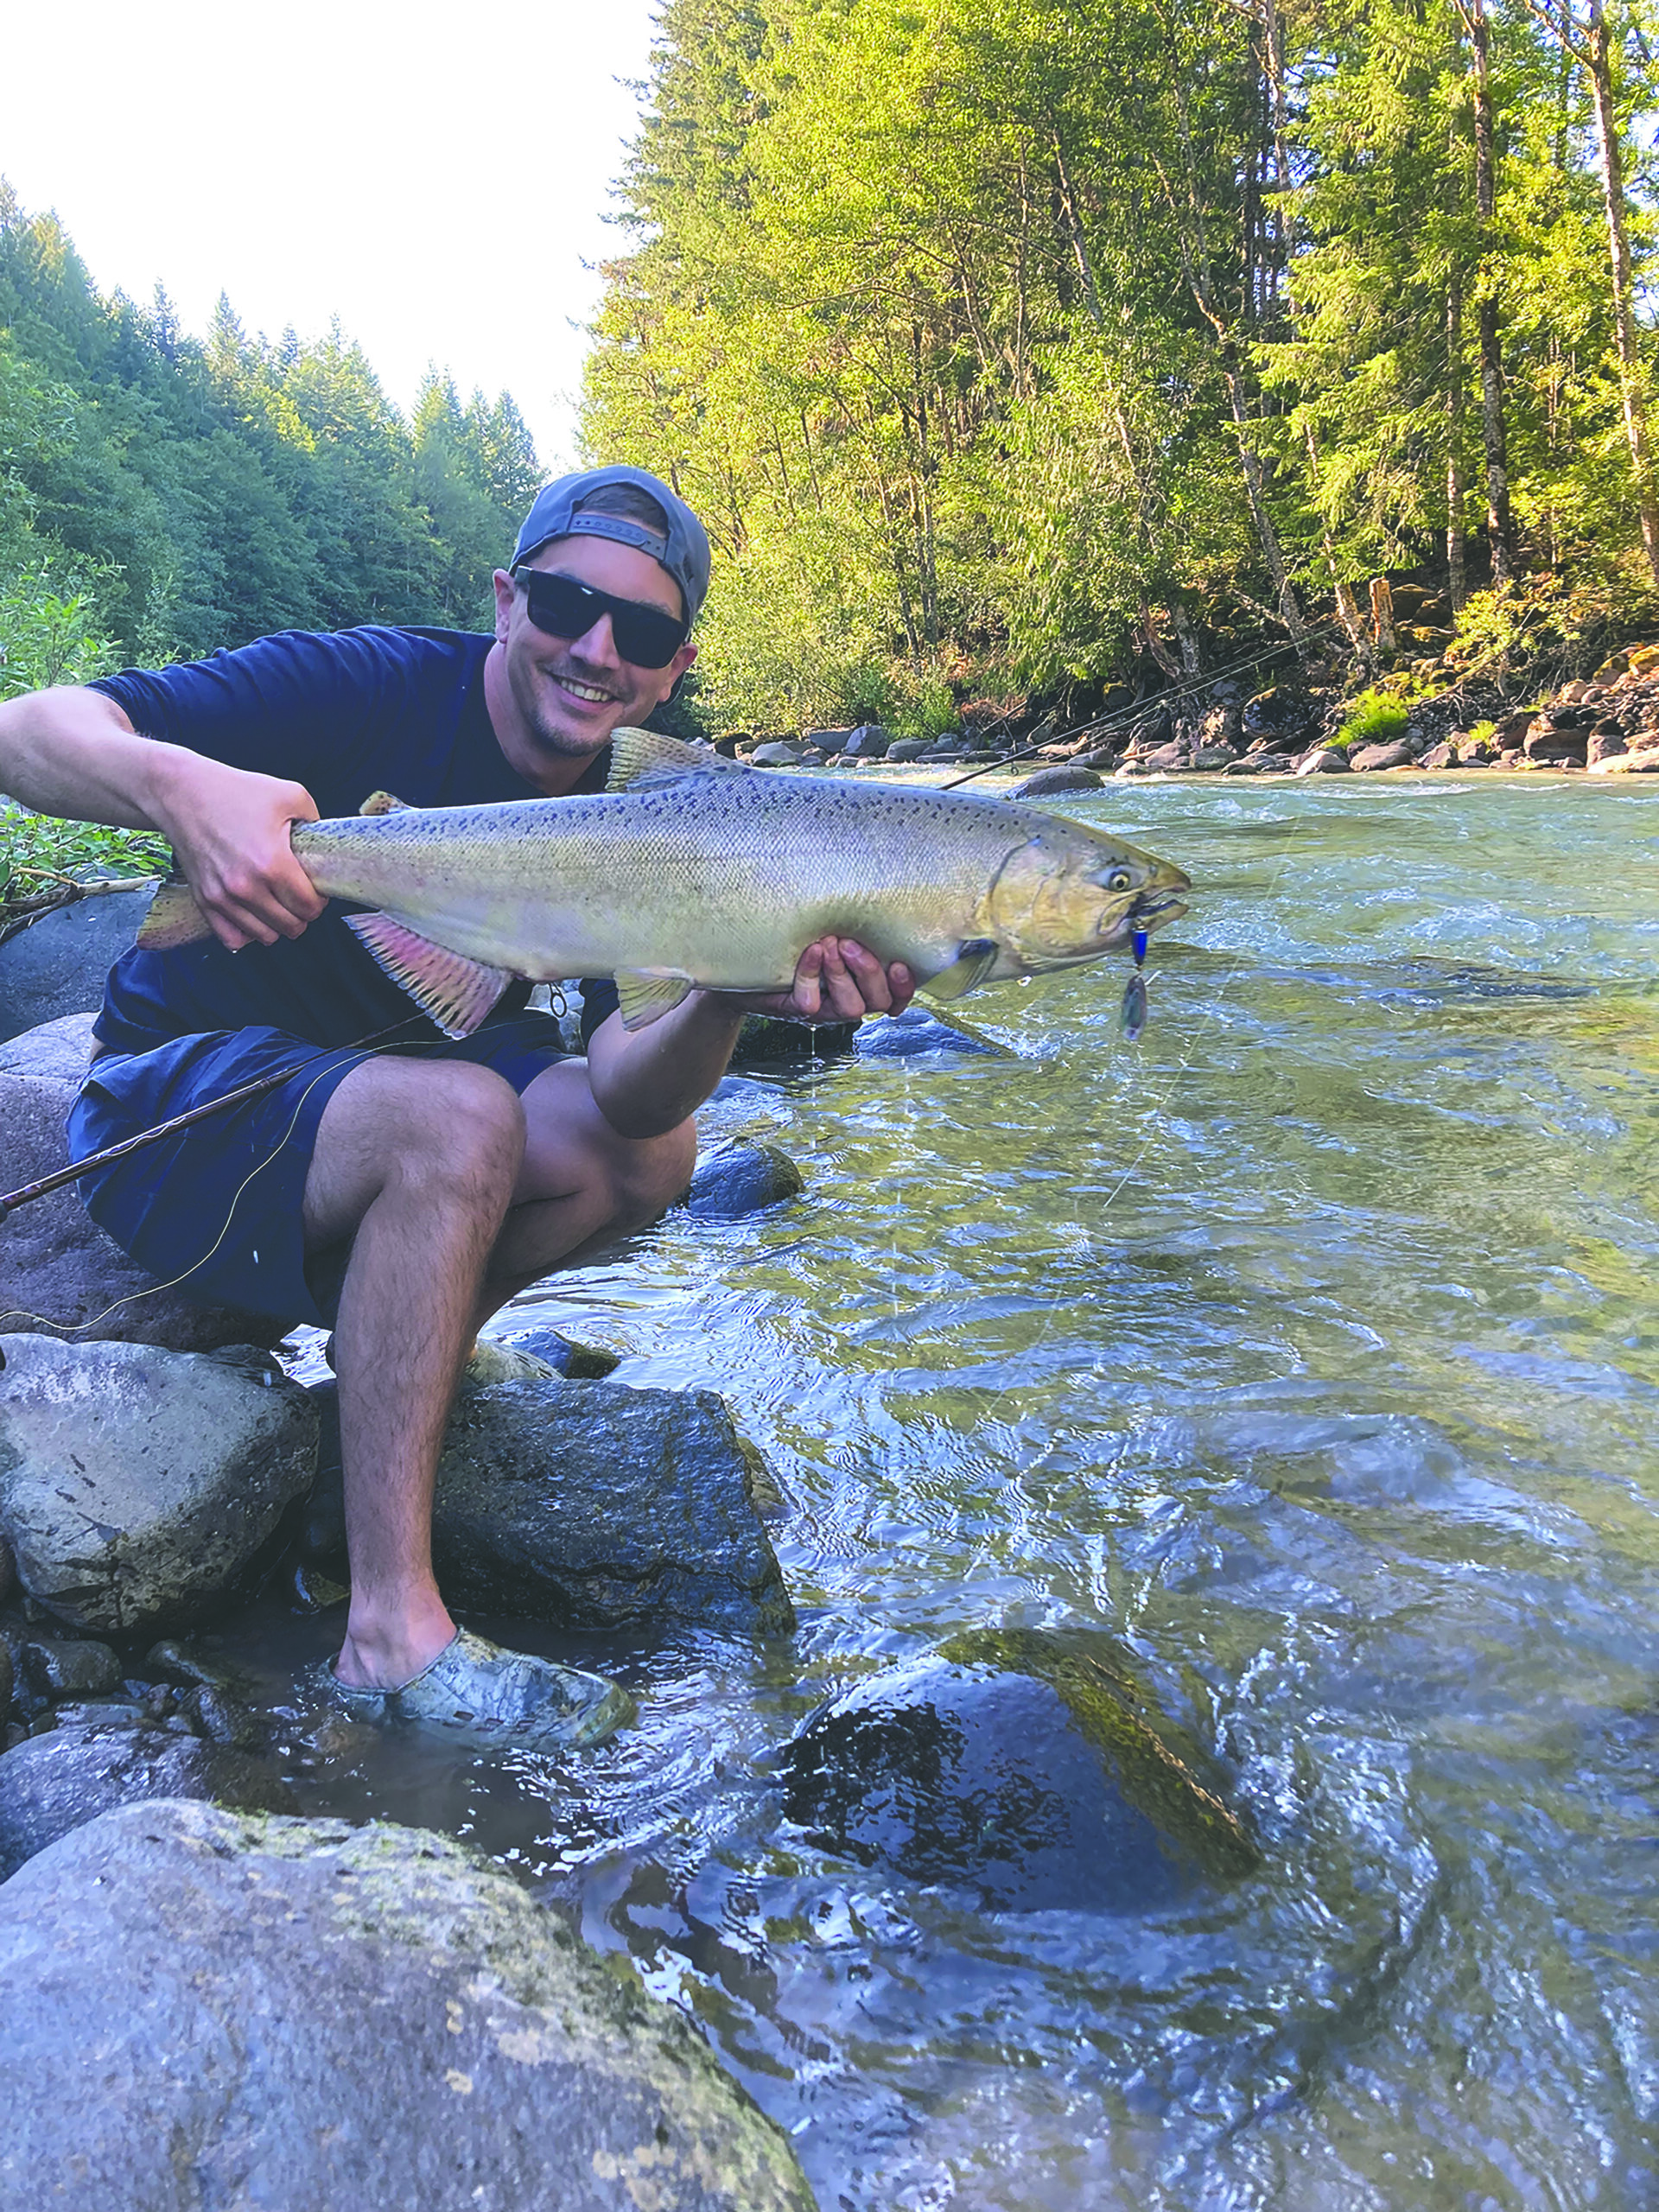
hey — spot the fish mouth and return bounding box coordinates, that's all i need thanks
[1131,861,1192,935]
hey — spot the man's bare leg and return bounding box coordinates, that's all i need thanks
[302,1055,696,1691]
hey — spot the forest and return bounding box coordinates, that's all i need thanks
[0,180,541,703]
[582,0,1659,734]
[5,1,1659,743]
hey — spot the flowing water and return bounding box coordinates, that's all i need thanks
[232,772,1659,2209]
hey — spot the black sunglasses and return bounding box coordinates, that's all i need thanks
[512,567,689,669]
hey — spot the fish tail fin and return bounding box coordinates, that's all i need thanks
[345,912,512,1038]
[135,880,215,950]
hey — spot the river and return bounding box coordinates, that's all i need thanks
[232,772,1659,2209]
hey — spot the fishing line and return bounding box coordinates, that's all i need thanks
[0,1017,442,1338]
[938,620,1347,793]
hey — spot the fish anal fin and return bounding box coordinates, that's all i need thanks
[923,938,1000,1001]
[613,969,696,1029]
[607,727,748,791]
[359,789,414,817]
[136,880,215,951]
[345,912,512,1038]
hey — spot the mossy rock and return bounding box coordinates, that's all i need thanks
[783,1626,1257,1912]
[938,1626,1258,1884]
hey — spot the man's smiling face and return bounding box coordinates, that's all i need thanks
[489,534,697,784]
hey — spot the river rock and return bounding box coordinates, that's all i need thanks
[1141,741,1189,773]
[1419,741,1459,769]
[1524,724,1587,763]
[0,1800,813,2212]
[782,1627,1256,1913]
[884,738,932,762]
[0,886,156,1045]
[19,1637,123,1701]
[428,1376,792,1632]
[0,1716,296,1881]
[0,1334,319,1637]
[1296,745,1351,774]
[1348,739,1416,771]
[0,1014,289,1351]
[748,741,804,767]
[1590,748,1659,773]
[1589,730,1628,763]
[855,1005,1004,1058]
[840,722,890,759]
[493,1329,621,1380]
[1009,765,1103,798]
[1243,685,1314,744]
[685,1140,804,1219]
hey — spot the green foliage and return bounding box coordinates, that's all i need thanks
[1337,688,1411,747]
[0,798,170,937]
[0,183,544,672]
[585,0,1659,728]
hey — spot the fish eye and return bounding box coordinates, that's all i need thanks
[1107,868,1132,892]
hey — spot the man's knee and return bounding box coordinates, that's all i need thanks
[389,1064,527,1199]
[309,1058,528,1242]
[607,1117,697,1232]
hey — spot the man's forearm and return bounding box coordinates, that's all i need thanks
[0,684,183,832]
[585,993,746,1139]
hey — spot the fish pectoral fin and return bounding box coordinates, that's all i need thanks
[344,912,512,1039]
[359,789,414,816]
[136,880,215,950]
[923,938,1001,1001]
[607,727,750,791]
[613,969,696,1029]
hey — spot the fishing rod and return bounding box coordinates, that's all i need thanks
[0,1015,428,1218]
[938,620,1345,791]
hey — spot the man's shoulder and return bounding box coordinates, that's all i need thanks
[93,624,490,696]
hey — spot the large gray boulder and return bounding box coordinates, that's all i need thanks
[0,1334,319,1637]
[0,1715,296,1880]
[0,1800,813,2212]
[0,885,155,1044]
[0,1014,289,1350]
[431,1376,794,1633]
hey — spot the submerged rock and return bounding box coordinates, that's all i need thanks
[0,1800,814,2212]
[855,1005,1006,1059]
[430,1377,794,1633]
[18,1637,123,1702]
[0,1334,319,1637]
[782,1626,1256,1912]
[685,1140,804,1219]
[1009,765,1103,798]
[0,1016,289,1351]
[0,1716,296,1880]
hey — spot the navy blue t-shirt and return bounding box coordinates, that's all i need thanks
[90,626,619,1054]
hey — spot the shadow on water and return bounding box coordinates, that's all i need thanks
[217,779,1659,2209]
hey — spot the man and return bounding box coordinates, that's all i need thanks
[0,465,913,1745]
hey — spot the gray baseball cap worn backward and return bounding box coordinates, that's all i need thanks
[512,465,712,627]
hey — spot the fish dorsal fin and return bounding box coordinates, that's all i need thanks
[359,789,413,816]
[136,880,215,950]
[923,938,1000,1001]
[613,968,696,1029]
[607,728,748,791]
[345,912,512,1039]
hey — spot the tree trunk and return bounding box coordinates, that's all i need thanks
[1446,276,1468,610]
[1464,0,1516,581]
[1583,2,1659,583]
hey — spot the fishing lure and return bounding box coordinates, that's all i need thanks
[1121,926,1149,1042]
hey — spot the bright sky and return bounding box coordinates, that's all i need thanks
[2,0,661,474]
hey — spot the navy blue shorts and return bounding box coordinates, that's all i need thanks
[66,1014,575,1331]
